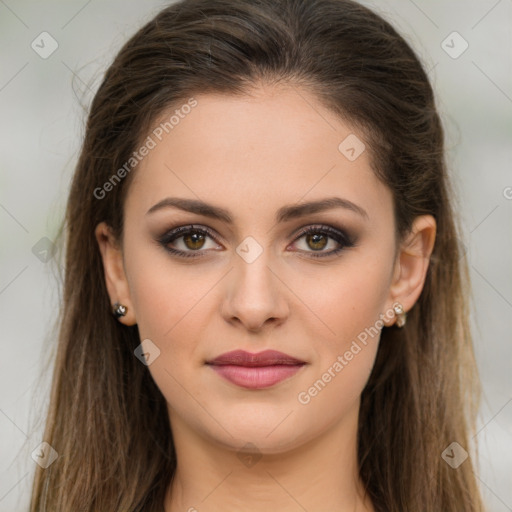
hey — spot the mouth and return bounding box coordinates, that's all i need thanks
[205,349,306,389]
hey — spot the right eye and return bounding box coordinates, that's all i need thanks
[158,224,222,259]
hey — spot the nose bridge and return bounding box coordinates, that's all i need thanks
[223,237,287,329]
[233,240,277,303]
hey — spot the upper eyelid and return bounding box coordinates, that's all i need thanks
[160,223,351,247]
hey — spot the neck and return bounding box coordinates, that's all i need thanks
[164,401,374,512]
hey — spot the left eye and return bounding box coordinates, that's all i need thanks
[294,231,339,252]
[290,225,355,258]
[158,224,354,259]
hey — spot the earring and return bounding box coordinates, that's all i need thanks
[112,302,127,319]
[393,302,407,328]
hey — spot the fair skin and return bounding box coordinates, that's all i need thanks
[95,84,436,512]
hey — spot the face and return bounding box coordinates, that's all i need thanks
[97,84,431,455]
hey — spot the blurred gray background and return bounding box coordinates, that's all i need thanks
[0,1,511,510]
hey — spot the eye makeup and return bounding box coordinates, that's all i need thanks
[155,222,357,260]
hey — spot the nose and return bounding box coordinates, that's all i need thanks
[221,250,289,333]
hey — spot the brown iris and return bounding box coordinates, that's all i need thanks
[306,233,328,251]
[183,231,206,250]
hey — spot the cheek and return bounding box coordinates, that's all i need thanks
[123,246,216,412]
[126,253,212,417]
[293,250,392,344]
[292,253,392,406]
[126,241,209,340]
[293,285,385,432]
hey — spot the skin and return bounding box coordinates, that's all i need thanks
[95,83,436,512]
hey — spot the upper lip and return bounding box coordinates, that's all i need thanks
[206,349,306,367]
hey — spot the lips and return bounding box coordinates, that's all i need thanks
[206,350,306,389]
[206,349,306,367]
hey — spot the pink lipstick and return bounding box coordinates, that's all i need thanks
[206,349,306,389]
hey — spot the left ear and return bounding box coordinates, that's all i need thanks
[383,214,436,325]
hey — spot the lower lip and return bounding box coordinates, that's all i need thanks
[208,364,304,389]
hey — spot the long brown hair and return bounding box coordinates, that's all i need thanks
[29,0,484,510]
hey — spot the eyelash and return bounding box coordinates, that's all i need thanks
[157,224,356,260]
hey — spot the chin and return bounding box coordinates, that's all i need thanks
[200,411,320,456]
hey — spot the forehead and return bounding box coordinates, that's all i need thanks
[125,86,392,226]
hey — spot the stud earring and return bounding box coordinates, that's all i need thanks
[112,302,127,319]
[393,302,407,328]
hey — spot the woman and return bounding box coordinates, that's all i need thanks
[29,0,485,510]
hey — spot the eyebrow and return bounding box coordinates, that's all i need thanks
[146,196,369,223]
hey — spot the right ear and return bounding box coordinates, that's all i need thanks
[94,222,137,326]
